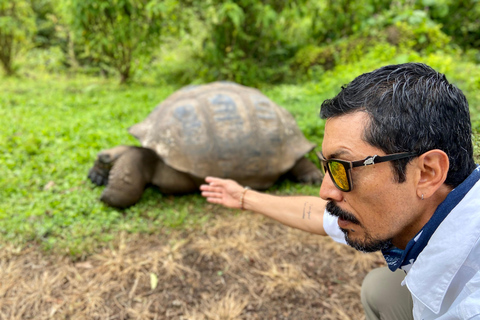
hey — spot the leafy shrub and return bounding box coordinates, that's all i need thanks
[192,0,306,85]
[292,36,376,80]
[387,15,451,53]
[425,0,480,51]
[69,0,181,83]
[30,0,59,48]
[19,46,66,73]
[308,0,393,42]
[0,0,36,75]
[292,5,453,81]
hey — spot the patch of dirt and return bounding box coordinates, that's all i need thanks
[0,211,385,319]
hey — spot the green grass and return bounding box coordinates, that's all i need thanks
[0,75,176,256]
[2,49,480,258]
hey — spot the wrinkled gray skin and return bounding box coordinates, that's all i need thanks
[88,82,323,208]
[88,146,322,208]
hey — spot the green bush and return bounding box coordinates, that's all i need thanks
[191,0,309,85]
[425,0,480,52]
[30,0,59,48]
[68,0,181,83]
[291,6,454,81]
[0,0,36,75]
[308,0,393,42]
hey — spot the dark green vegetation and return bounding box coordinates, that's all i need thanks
[2,0,480,257]
[3,0,480,84]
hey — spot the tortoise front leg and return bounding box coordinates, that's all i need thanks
[99,146,159,208]
[88,146,132,186]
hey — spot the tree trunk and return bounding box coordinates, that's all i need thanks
[0,33,14,76]
[118,48,132,84]
[119,66,130,84]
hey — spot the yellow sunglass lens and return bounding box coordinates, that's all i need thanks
[329,161,349,190]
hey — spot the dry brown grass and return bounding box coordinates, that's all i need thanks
[256,261,321,297]
[194,289,249,320]
[0,211,385,319]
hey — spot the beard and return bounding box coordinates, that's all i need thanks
[326,201,393,253]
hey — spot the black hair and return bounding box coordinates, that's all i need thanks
[320,62,475,187]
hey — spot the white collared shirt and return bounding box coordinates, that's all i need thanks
[324,178,480,319]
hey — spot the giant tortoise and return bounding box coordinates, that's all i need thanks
[88,82,323,208]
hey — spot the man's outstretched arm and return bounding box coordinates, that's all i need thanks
[200,176,328,236]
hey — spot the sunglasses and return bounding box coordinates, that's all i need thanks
[316,151,417,192]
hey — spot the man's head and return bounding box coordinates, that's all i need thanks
[319,63,475,251]
[320,62,475,187]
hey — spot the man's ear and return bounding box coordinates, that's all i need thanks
[416,149,449,199]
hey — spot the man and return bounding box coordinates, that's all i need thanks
[200,63,480,319]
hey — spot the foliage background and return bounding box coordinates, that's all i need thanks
[2,0,480,256]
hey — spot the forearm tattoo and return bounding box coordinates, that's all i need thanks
[302,202,312,219]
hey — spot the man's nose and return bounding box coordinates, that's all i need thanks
[319,172,344,202]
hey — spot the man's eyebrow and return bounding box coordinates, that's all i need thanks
[323,150,350,159]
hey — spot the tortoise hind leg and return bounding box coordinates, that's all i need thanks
[100,147,159,208]
[287,157,324,185]
[88,146,133,186]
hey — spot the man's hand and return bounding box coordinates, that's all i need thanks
[200,176,246,209]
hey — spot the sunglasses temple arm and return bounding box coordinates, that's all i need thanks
[371,153,418,164]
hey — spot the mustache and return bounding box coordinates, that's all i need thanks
[326,201,360,225]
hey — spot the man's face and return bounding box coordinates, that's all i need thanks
[320,111,422,251]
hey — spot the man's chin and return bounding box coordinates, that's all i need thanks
[341,229,392,253]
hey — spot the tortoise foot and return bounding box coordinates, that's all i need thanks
[289,157,324,185]
[296,169,324,185]
[87,146,132,186]
[88,163,110,186]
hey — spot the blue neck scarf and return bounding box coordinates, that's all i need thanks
[382,165,480,273]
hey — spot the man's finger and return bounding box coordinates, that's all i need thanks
[201,191,221,198]
[200,185,223,193]
[206,197,223,204]
[205,176,224,184]
[199,184,211,191]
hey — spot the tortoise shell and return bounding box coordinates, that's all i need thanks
[128,82,316,189]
